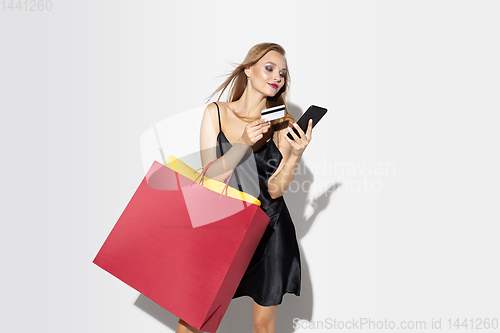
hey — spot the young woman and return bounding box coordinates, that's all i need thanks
[177,42,313,333]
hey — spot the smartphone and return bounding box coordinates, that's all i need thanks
[287,105,327,140]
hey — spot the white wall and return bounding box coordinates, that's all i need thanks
[1,1,499,332]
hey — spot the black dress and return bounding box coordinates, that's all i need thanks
[213,102,301,307]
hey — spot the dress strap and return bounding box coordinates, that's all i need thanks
[213,102,221,132]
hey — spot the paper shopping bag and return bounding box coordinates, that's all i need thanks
[93,158,270,333]
[163,155,260,228]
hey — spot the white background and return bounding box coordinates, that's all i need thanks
[1,1,499,332]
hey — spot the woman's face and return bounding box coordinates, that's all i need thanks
[245,50,287,97]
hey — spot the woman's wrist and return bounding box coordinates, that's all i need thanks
[288,150,302,161]
[235,136,248,147]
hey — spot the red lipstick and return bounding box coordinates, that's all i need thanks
[268,83,278,89]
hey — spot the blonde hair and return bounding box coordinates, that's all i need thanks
[207,42,296,145]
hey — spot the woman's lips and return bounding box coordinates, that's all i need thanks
[268,83,278,89]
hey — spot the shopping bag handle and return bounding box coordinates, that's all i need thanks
[193,160,235,199]
[193,160,216,187]
[220,173,233,198]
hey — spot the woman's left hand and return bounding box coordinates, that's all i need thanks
[284,119,313,156]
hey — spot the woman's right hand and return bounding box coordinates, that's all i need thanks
[238,118,271,146]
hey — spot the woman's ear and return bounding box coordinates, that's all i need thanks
[244,66,252,79]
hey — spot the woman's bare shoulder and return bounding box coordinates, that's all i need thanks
[205,101,235,122]
[201,102,221,135]
[212,101,231,113]
[204,101,228,115]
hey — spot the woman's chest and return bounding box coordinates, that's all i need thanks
[222,126,274,152]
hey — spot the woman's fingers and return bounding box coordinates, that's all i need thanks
[249,128,264,143]
[291,121,313,143]
[251,118,269,128]
[305,119,313,140]
[283,131,299,149]
[240,118,273,145]
[292,122,309,142]
[287,125,300,141]
[241,119,267,145]
[251,121,270,135]
[284,121,314,156]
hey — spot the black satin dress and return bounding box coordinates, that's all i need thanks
[213,102,301,306]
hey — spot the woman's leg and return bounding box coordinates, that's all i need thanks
[252,301,278,333]
[176,318,202,333]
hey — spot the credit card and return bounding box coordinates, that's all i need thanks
[261,105,285,121]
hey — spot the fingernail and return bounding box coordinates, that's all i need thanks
[287,127,292,131]
[293,123,298,127]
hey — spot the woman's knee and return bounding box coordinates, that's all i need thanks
[176,318,201,333]
[252,303,277,333]
[253,318,275,333]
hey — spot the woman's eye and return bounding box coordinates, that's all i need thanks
[265,66,273,72]
[280,72,285,78]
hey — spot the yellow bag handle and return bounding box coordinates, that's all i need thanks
[165,155,261,206]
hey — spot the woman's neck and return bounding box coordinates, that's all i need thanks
[232,88,267,118]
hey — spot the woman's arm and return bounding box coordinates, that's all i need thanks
[267,120,313,199]
[199,103,270,182]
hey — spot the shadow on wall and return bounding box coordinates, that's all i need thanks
[134,102,340,332]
